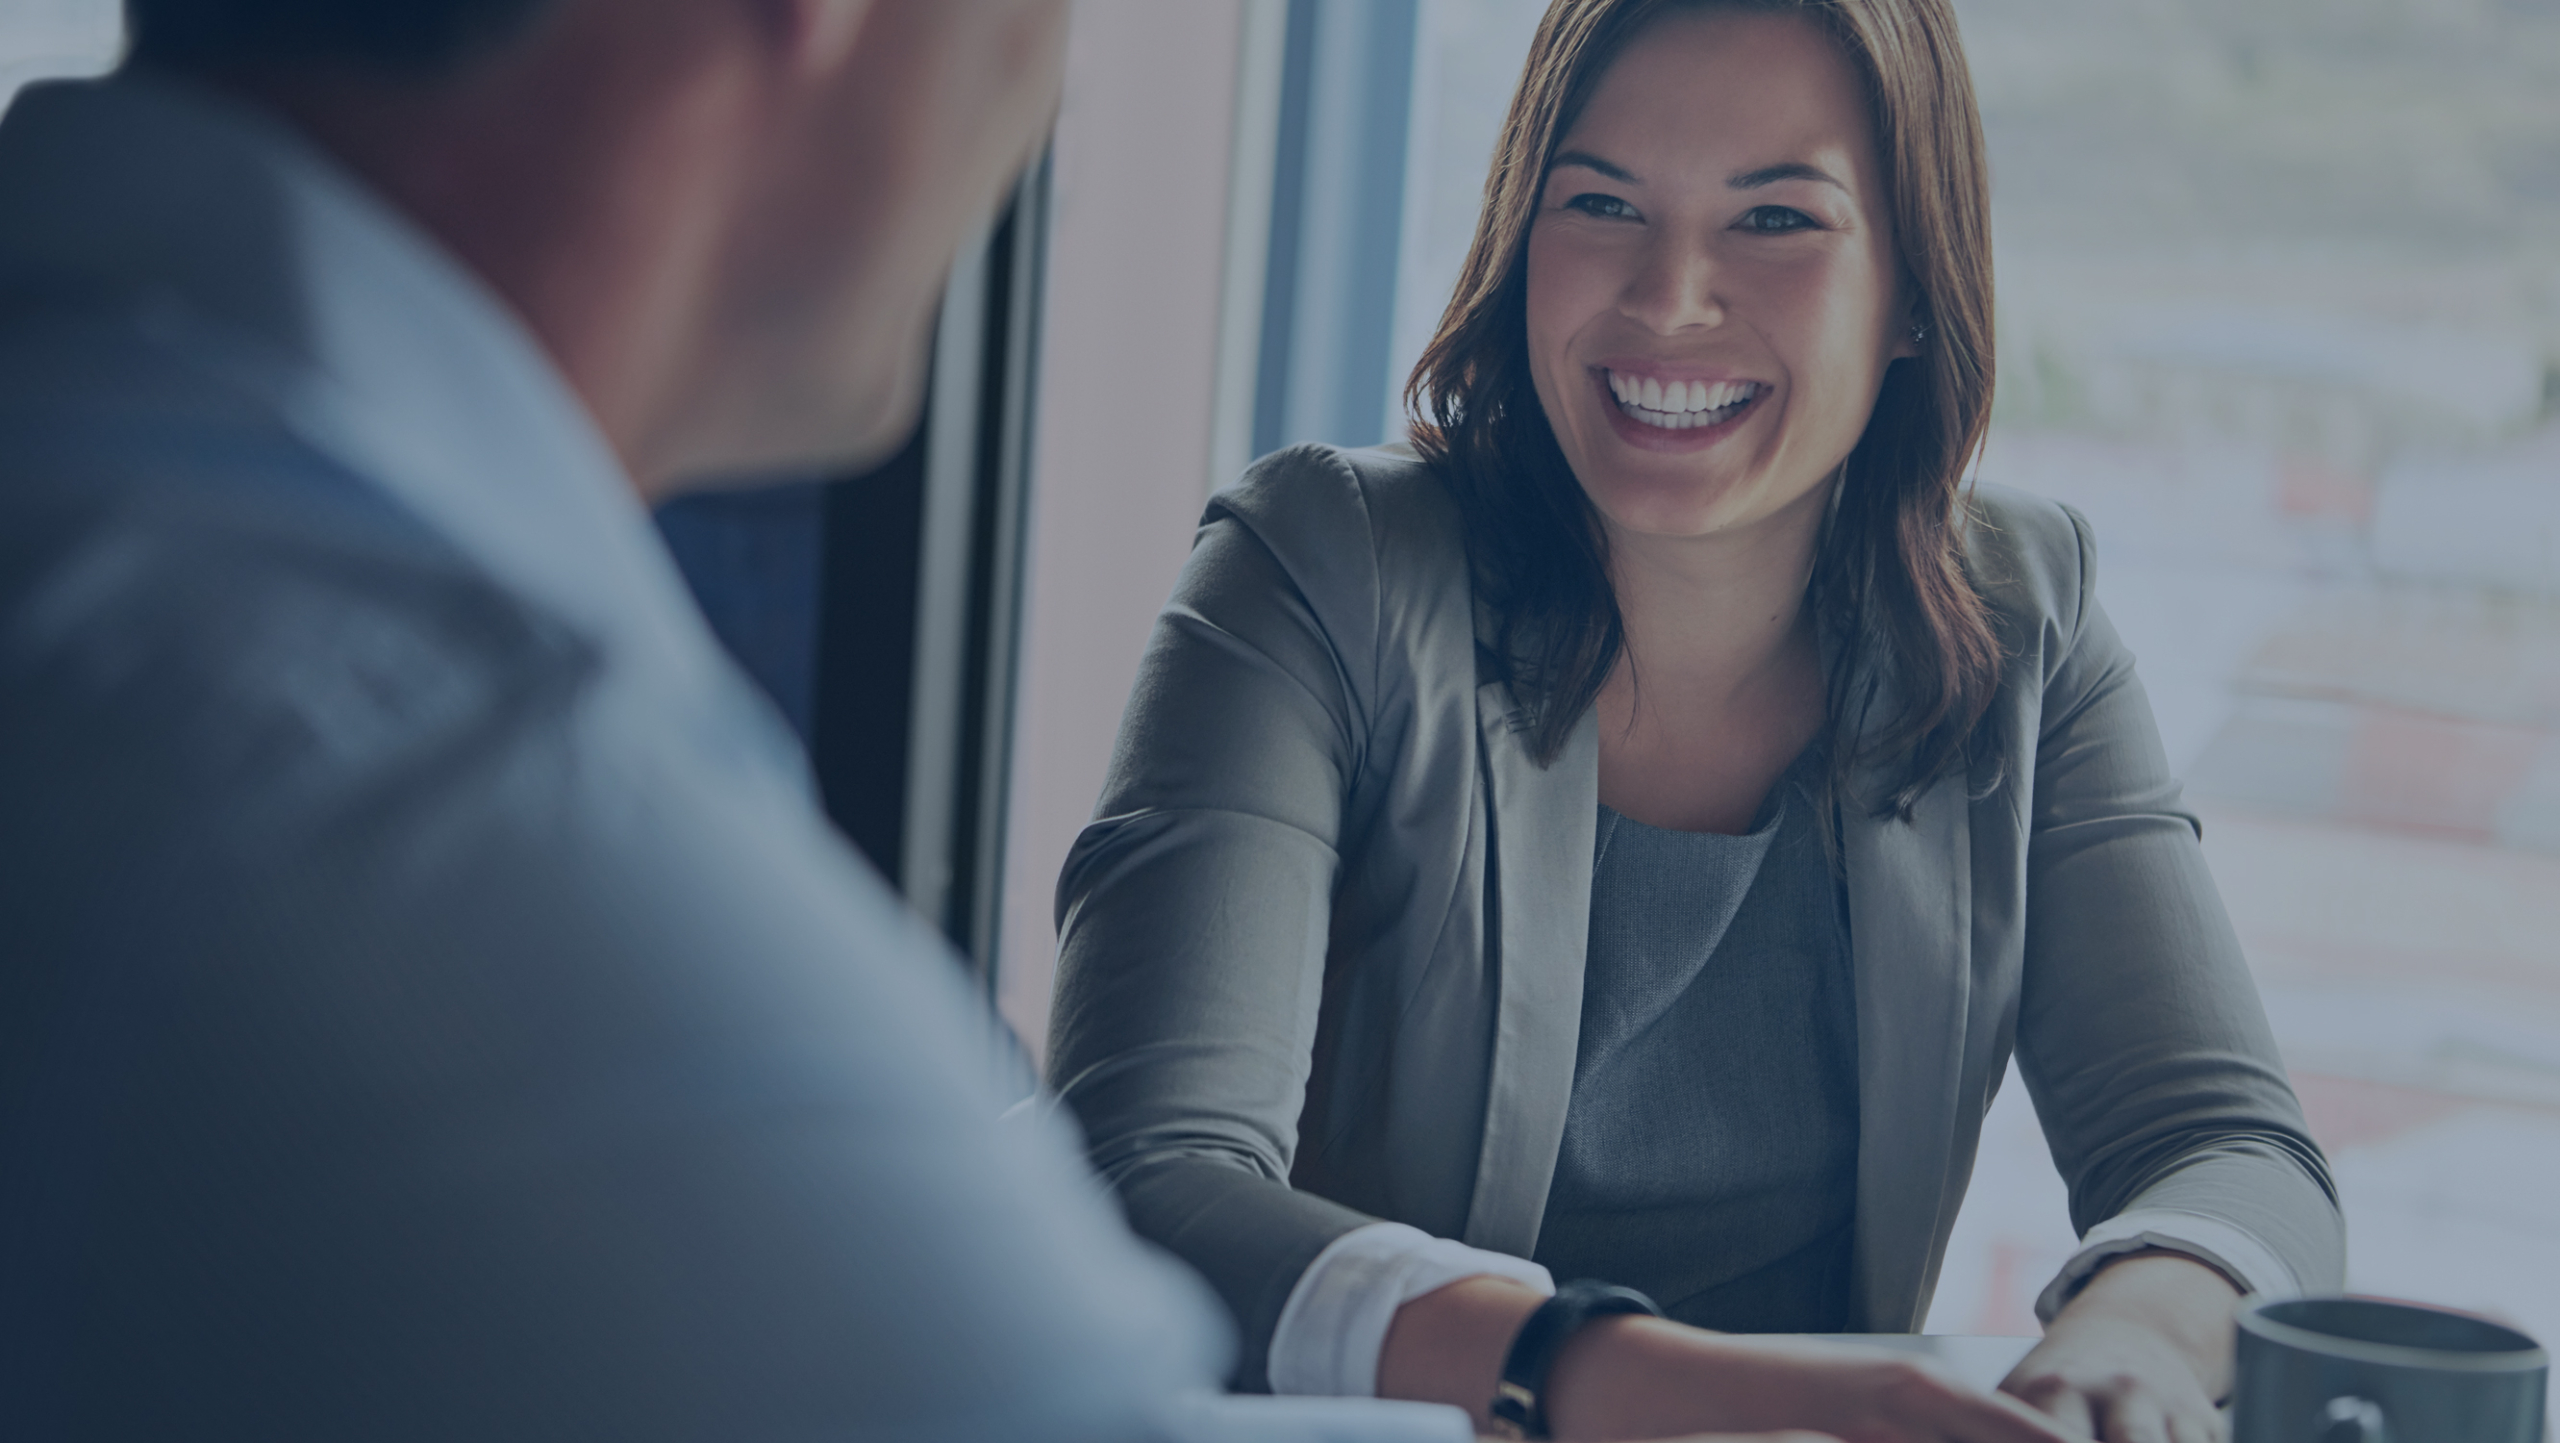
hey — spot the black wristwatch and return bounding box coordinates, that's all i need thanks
[1486,1279,1662,1439]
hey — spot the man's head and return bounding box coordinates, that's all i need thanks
[129,0,1071,494]
[125,0,555,77]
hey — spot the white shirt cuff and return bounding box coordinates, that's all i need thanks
[1267,1221,1556,1398]
[2034,1207,2304,1325]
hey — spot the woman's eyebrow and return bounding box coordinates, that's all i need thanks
[1551,149,1640,183]
[1729,161,1849,192]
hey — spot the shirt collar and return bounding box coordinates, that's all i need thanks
[0,71,715,668]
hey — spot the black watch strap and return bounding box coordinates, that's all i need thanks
[1486,1279,1662,1439]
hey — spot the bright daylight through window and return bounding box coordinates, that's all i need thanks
[0,0,118,113]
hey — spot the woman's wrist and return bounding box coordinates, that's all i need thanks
[1378,1275,1551,1427]
[1999,1248,2247,1436]
[1539,1312,1696,1439]
[2042,1250,2245,1399]
[1539,1317,1908,1440]
[1376,1275,1683,1436]
[1484,1282,1662,1437]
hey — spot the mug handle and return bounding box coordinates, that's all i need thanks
[2317,1396,2388,1443]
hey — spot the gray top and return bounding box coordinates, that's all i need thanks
[1050,442,2341,1389]
[1536,743,1858,1333]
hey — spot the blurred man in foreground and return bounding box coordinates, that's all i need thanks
[0,2,1483,1437]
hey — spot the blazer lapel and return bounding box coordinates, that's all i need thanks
[1840,759,1974,1330]
[1459,682,1598,1255]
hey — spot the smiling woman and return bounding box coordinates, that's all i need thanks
[1416,0,1996,823]
[1046,3,2344,1441]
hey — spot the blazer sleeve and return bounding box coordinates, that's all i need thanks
[2011,502,2346,1305]
[1047,446,1388,1391]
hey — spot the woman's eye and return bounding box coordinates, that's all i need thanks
[1562,192,1638,220]
[1737,205,1818,234]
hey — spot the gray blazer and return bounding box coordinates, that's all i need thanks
[1049,443,2341,1388]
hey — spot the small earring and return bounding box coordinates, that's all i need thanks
[1909,321,1930,343]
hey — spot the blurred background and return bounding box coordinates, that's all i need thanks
[10,0,2555,1349]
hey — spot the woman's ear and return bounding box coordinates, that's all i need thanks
[1890,298,1929,362]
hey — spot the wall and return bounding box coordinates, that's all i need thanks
[998,0,1252,1063]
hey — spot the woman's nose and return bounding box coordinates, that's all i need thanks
[1620,231,1726,334]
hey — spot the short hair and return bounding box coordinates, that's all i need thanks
[124,0,559,77]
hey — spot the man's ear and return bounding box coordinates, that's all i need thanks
[755,0,878,76]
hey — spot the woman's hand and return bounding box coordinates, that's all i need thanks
[1383,1276,2074,1442]
[1544,1320,2079,1443]
[1999,1251,2242,1443]
[1489,1435,1842,1443]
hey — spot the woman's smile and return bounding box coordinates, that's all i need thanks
[1593,366,1769,450]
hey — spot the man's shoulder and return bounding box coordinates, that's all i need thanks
[0,399,591,841]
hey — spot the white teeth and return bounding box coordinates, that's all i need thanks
[1603,371,1762,429]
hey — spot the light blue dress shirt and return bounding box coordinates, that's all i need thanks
[0,73,1465,1443]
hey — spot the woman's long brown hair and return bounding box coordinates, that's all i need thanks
[1406,0,2004,818]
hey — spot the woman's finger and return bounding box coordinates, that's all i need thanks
[2001,1381,2095,1441]
[1910,1372,2086,1443]
[2093,1391,2171,1443]
[2163,1410,2224,1443]
[1645,1435,1843,1443]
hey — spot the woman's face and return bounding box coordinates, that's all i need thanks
[1525,6,1916,546]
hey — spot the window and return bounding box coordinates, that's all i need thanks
[1934,0,2560,1340]
[0,0,120,114]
